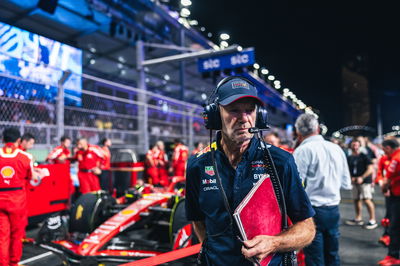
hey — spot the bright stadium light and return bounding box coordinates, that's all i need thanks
[200,27,206,32]
[201,93,207,100]
[207,32,213,38]
[117,63,123,69]
[261,68,269,75]
[164,74,170,81]
[274,80,280,86]
[220,41,229,48]
[181,0,192,6]
[90,59,96,64]
[180,8,191,17]
[283,88,289,93]
[275,84,281,89]
[189,20,198,26]
[253,63,260,69]
[220,33,230,40]
[267,75,275,81]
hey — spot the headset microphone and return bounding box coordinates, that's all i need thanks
[248,127,260,134]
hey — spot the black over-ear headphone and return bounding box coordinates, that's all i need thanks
[203,76,269,130]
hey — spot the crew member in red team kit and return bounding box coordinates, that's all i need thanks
[145,144,160,185]
[46,136,72,164]
[156,140,169,187]
[170,139,188,177]
[18,133,35,151]
[73,138,103,194]
[379,138,400,265]
[191,142,204,156]
[0,128,38,266]
[98,138,112,193]
[376,151,392,247]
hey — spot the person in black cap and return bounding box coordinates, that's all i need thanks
[185,76,315,265]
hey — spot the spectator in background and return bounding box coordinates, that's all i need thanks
[345,139,377,229]
[293,113,352,266]
[46,136,71,164]
[264,131,281,147]
[19,133,35,151]
[191,141,204,155]
[99,138,112,193]
[265,131,293,153]
[169,139,188,177]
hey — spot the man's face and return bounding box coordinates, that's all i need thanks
[63,139,71,148]
[382,145,394,156]
[219,98,257,145]
[157,142,164,150]
[77,139,88,151]
[105,139,112,147]
[265,134,279,146]
[22,139,35,150]
[350,141,361,153]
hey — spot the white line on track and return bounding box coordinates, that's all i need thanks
[19,251,53,265]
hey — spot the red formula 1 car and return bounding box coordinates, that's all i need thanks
[35,176,199,265]
[27,163,72,224]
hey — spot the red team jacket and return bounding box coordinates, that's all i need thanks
[386,148,400,196]
[75,144,104,171]
[46,145,71,164]
[100,146,111,170]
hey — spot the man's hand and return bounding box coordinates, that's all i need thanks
[356,177,364,184]
[58,154,67,163]
[241,235,277,261]
[92,167,102,175]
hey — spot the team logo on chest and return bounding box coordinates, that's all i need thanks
[251,160,267,169]
[1,166,15,185]
[205,166,215,176]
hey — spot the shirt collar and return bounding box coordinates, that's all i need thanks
[300,134,324,146]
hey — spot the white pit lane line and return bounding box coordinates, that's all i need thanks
[19,251,53,265]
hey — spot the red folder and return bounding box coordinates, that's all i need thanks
[233,174,282,266]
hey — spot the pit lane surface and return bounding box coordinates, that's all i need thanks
[23,190,387,266]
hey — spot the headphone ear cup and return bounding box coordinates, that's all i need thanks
[203,103,222,130]
[256,106,269,130]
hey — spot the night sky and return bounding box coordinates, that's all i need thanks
[191,1,400,133]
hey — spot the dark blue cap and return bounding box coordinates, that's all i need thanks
[216,77,264,106]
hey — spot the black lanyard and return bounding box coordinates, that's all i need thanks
[209,131,296,266]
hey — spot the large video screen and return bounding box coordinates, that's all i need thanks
[0,21,82,106]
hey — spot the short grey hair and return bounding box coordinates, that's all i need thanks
[295,114,319,136]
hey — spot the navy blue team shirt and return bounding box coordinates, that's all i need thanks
[185,136,315,265]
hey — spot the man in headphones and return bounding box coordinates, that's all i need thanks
[185,76,315,265]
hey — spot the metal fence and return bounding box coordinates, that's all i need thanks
[0,72,209,156]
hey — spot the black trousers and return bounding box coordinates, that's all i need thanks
[98,170,113,194]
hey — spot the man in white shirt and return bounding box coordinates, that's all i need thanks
[293,114,352,266]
